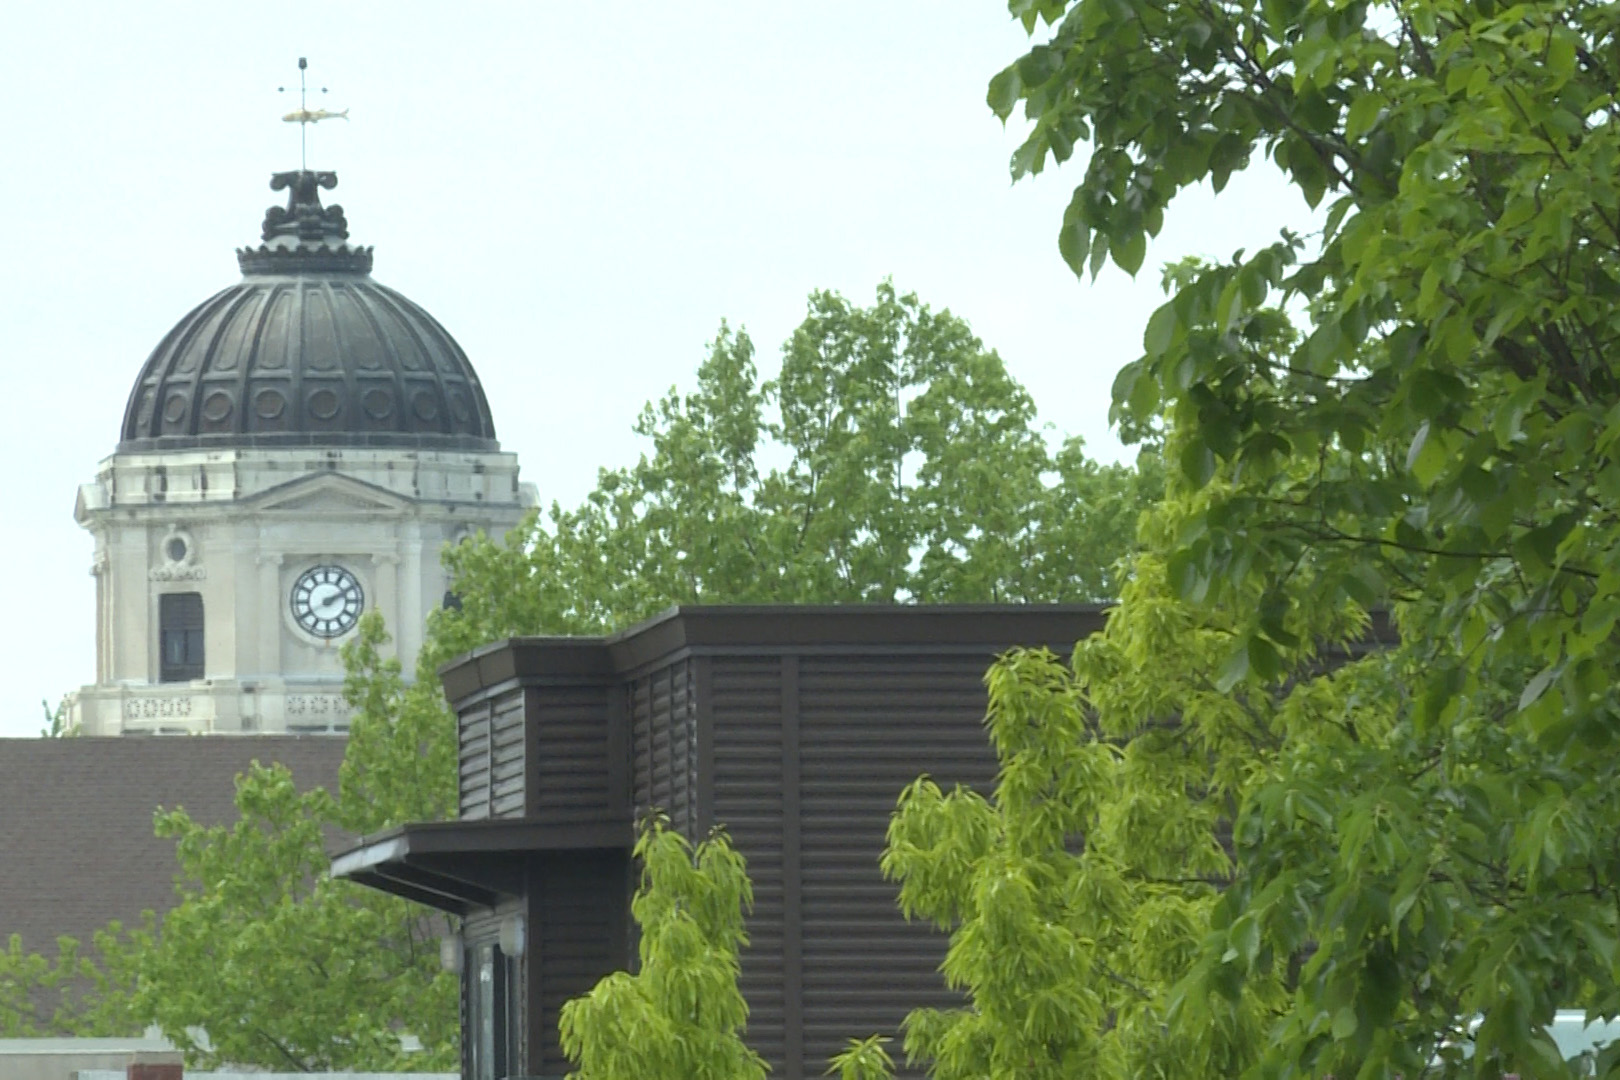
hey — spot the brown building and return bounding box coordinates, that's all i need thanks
[333,604,1106,1080]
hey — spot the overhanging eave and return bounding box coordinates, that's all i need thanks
[330,817,632,914]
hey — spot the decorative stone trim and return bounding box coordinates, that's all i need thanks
[123,695,195,719]
[149,564,206,581]
[152,525,201,579]
[286,694,347,718]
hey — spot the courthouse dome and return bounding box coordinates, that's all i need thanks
[119,171,498,452]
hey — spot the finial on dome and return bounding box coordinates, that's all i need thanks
[263,170,348,242]
[237,170,373,275]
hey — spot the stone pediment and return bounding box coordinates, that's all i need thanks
[248,473,412,514]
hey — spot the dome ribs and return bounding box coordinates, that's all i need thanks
[117,173,500,453]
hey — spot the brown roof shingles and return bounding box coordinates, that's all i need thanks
[0,737,347,955]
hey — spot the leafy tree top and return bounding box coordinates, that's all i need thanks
[432,282,1161,654]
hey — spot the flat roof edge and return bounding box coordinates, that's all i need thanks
[439,603,1112,702]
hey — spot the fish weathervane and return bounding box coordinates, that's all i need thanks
[278,57,348,170]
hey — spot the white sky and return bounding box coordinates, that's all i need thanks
[0,2,1319,738]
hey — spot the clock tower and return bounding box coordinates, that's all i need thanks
[67,171,534,735]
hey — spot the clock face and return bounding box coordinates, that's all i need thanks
[290,564,364,639]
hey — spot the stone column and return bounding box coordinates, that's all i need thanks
[256,551,284,676]
[400,532,424,678]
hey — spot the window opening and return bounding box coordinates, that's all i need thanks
[159,593,204,682]
[468,942,509,1080]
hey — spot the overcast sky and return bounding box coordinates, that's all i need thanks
[0,2,1318,738]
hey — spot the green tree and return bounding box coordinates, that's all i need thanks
[0,923,146,1037]
[860,532,1362,1079]
[131,614,474,1070]
[559,818,766,1080]
[445,282,1162,634]
[134,760,459,1072]
[39,696,77,738]
[867,0,1620,1075]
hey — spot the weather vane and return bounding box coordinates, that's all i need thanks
[278,57,348,172]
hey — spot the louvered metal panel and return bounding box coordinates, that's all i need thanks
[630,675,653,819]
[458,698,493,821]
[650,667,674,820]
[528,684,615,823]
[633,659,699,833]
[489,691,527,819]
[709,657,789,1070]
[794,654,998,1078]
[669,658,698,835]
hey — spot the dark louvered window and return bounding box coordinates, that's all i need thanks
[159,593,204,682]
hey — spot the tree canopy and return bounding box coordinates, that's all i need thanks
[133,757,459,1072]
[0,924,143,1038]
[849,0,1620,1076]
[451,282,1160,636]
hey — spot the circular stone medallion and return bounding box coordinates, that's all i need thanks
[307,388,342,421]
[201,392,234,424]
[253,389,287,420]
[361,387,394,420]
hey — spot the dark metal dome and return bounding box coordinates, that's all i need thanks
[119,171,498,452]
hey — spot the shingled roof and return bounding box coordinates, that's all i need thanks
[0,737,347,955]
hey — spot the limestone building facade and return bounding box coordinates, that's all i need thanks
[68,171,534,736]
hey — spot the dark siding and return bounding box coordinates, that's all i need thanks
[490,690,527,819]
[631,659,699,835]
[527,684,616,824]
[650,669,673,821]
[459,697,493,821]
[432,612,1109,1080]
[709,656,788,1071]
[630,675,652,820]
[671,659,698,834]
[795,654,997,1076]
[531,852,630,1078]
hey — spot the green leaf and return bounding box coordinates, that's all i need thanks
[1179,440,1216,487]
[1059,218,1091,278]
[1248,634,1283,681]
[1520,665,1558,710]
[987,65,1023,120]
[1216,642,1251,691]
[1345,93,1383,140]
[1231,914,1261,968]
[1115,230,1147,276]
[1548,31,1576,80]
[1406,422,1450,485]
[1144,304,1178,359]
[1405,421,1429,469]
